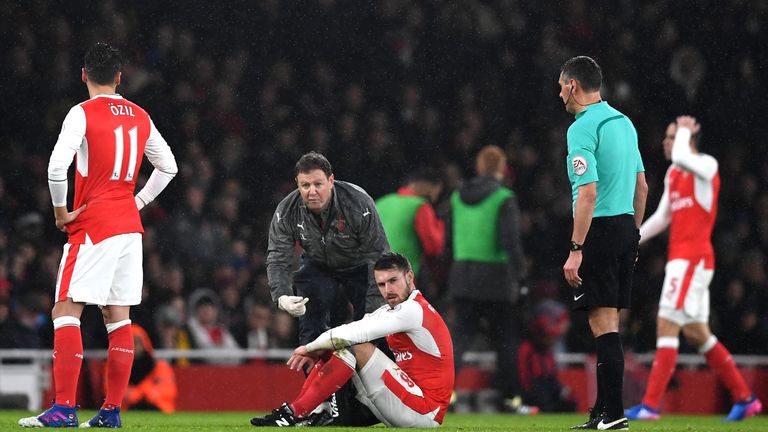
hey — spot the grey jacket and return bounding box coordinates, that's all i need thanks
[446,175,526,302]
[266,180,390,307]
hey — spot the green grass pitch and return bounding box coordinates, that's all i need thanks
[3,410,767,431]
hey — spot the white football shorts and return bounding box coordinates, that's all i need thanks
[658,258,713,326]
[350,348,440,428]
[55,233,143,306]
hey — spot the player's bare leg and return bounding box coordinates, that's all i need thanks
[351,342,376,368]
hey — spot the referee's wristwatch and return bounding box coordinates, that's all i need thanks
[570,241,583,252]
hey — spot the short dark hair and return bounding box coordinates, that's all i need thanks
[560,56,602,92]
[84,42,123,85]
[294,151,333,178]
[374,251,412,274]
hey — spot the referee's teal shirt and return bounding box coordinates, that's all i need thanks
[566,101,644,217]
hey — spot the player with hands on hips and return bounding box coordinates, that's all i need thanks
[18,42,177,429]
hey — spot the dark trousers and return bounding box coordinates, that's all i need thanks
[293,259,383,425]
[293,259,369,345]
[452,300,521,398]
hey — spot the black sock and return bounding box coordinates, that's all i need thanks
[592,361,604,417]
[595,332,625,419]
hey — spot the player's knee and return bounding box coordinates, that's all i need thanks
[105,319,131,334]
[587,309,619,335]
[350,342,376,367]
[53,316,80,330]
[656,317,680,337]
[101,305,130,325]
[682,325,710,347]
[334,347,357,369]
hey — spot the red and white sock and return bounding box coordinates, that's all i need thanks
[52,316,83,407]
[295,353,331,401]
[642,336,678,410]
[290,350,355,417]
[701,336,751,402]
[103,320,134,409]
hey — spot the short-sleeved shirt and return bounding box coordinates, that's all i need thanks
[566,101,644,217]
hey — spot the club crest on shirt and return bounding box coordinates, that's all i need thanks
[572,156,588,176]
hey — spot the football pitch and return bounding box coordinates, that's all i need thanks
[2,411,767,431]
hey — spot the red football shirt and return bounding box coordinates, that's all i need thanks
[667,165,720,267]
[49,94,170,244]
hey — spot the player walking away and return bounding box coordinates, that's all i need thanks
[558,56,647,431]
[625,116,762,422]
[250,252,454,428]
[18,42,177,428]
[266,151,390,425]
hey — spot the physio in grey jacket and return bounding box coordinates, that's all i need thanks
[266,152,390,345]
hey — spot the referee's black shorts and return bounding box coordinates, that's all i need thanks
[572,214,640,311]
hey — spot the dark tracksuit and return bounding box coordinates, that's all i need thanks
[447,175,526,405]
[266,180,390,344]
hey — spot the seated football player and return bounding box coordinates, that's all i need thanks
[250,252,454,428]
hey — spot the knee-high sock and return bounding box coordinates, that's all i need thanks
[53,317,83,407]
[104,320,134,409]
[701,336,751,402]
[295,352,332,401]
[642,337,679,409]
[291,351,354,417]
[594,359,605,415]
[596,332,625,419]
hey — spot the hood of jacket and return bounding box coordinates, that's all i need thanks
[458,175,503,204]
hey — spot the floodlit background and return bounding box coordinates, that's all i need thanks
[0,0,766,414]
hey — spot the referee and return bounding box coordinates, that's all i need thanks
[558,56,647,431]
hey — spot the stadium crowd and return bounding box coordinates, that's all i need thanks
[0,0,767,368]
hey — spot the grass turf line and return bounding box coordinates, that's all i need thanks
[3,411,767,431]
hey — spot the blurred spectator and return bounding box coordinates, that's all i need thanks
[517,300,576,412]
[0,0,766,360]
[186,289,240,364]
[124,325,177,413]
[153,302,192,366]
[375,167,445,277]
[270,311,298,350]
[232,301,273,350]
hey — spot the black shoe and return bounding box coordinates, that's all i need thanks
[295,393,338,427]
[571,409,603,430]
[250,402,297,427]
[296,410,334,427]
[596,416,628,430]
